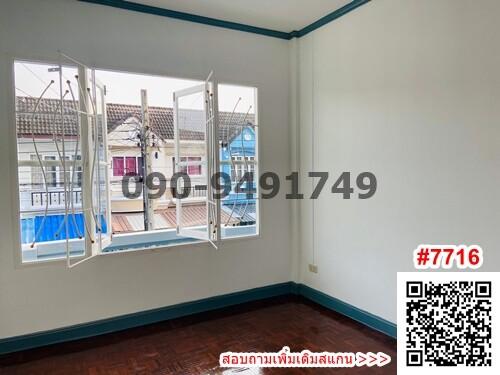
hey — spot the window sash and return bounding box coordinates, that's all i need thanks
[173,81,219,245]
[14,56,112,266]
[113,157,124,176]
[125,156,137,175]
[113,156,143,176]
[179,156,203,175]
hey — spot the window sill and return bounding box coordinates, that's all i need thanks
[18,225,259,266]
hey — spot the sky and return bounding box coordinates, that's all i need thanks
[14,61,256,114]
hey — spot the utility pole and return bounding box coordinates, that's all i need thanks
[140,89,154,231]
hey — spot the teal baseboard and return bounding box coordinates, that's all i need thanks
[0,282,293,355]
[0,282,396,355]
[297,284,397,338]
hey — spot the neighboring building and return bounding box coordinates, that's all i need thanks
[220,125,257,225]
[15,96,256,241]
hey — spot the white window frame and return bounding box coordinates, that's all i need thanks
[220,88,259,240]
[10,57,260,267]
[173,81,219,246]
[11,55,113,267]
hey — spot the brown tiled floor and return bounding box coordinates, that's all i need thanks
[0,297,396,374]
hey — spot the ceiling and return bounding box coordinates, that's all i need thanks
[133,0,354,32]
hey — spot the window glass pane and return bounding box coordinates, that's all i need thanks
[45,156,57,188]
[187,156,202,175]
[218,84,258,239]
[93,68,205,243]
[179,156,188,174]
[15,60,85,262]
[175,88,209,239]
[30,155,43,188]
[125,156,137,175]
[60,155,71,189]
[74,155,82,188]
[113,157,124,176]
[188,165,201,175]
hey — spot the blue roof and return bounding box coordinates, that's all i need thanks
[21,213,107,244]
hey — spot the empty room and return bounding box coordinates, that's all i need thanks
[0,0,499,374]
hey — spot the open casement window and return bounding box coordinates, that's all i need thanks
[92,75,113,257]
[173,80,220,247]
[60,56,113,267]
[15,55,111,265]
[67,56,112,267]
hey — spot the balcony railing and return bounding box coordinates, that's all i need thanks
[20,190,82,212]
[171,185,208,199]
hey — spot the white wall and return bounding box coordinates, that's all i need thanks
[296,0,500,323]
[0,0,291,338]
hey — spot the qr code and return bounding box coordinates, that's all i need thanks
[406,281,492,366]
[398,272,499,375]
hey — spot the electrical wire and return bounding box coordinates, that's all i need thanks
[21,63,60,97]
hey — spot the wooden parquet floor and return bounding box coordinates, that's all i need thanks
[0,296,396,375]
